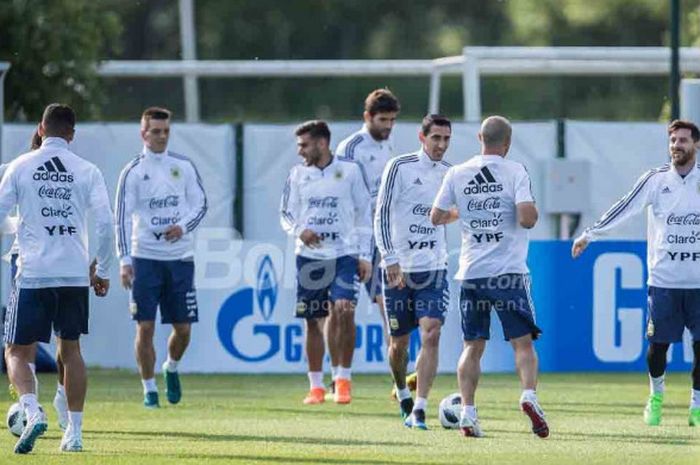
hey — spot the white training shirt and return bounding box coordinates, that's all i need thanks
[374,150,450,272]
[115,147,208,266]
[0,163,19,256]
[0,137,114,288]
[336,125,395,201]
[280,156,373,260]
[433,154,535,280]
[580,162,700,288]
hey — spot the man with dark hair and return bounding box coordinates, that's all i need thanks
[281,119,372,405]
[375,114,453,428]
[0,103,114,453]
[432,115,546,439]
[116,106,208,408]
[335,89,403,391]
[573,119,700,427]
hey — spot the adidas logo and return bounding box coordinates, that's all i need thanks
[369,155,376,162]
[464,166,502,195]
[661,186,671,194]
[33,157,73,182]
[413,177,423,185]
[143,174,150,181]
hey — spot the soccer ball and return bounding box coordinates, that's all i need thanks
[6,403,44,437]
[6,402,25,437]
[438,392,462,429]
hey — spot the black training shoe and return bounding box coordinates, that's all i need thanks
[400,397,414,420]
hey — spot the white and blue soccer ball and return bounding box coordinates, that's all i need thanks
[438,392,462,429]
[6,402,25,437]
[6,403,44,437]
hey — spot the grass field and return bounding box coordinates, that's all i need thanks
[0,370,698,464]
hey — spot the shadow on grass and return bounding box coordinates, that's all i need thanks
[87,430,413,448]
[151,452,456,465]
[487,428,698,446]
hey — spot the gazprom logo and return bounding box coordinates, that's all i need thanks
[216,254,303,363]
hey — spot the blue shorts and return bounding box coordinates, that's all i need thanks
[647,286,700,343]
[295,255,359,319]
[383,269,449,337]
[459,273,541,341]
[131,257,198,324]
[4,286,89,345]
[363,247,383,301]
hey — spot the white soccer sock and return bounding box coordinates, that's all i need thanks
[308,371,324,389]
[165,357,179,373]
[19,393,40,419]
[650,375,665,395]
[68,411,83,433]
[414,397,427,412]
[691,389,700,409]
[338,366,351,380]
[396,387,411,401]
[331,366,339,381]
[520,389,537,403]
[56,382,66,398]
[142,378,158,393]
[461,404,477,420]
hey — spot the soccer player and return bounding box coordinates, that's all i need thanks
[0,103,114,453]
[572,119,700,427]
[374,114,454,428]
[336,89,399,376]
[280,120,372,405]
[115,107,207,408]
[431,116,548,439]
[2,129,69,431]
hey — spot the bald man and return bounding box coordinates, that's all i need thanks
[431,116,548,439]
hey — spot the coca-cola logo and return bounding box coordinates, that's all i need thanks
[149,195,179,209]
[308,196,339,209]
[666,212,700,226]
[37,185,72,200]
[411,204,431,216]
[467,197,501,212]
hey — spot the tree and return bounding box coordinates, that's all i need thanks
[0,0,121,121]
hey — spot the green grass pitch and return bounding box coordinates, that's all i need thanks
[0,370,698,464]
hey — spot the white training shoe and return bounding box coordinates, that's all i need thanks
[60,429,83,452]
[459,413,484,438]
[53,392,69,432]
[14,410,48,454]
[520,395,550,438]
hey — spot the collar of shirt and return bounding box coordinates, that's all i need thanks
[670,161,699,180]
[360,124,387,149]
[42,137,69,149]
[417,148,443,167]
[478,153,505,160]
[142,146,168,161]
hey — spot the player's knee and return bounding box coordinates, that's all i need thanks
[389,335,409,352]
[172,323,191,339]
[334,299,355,315]
[305,318,323,335]
[421,326,441,348]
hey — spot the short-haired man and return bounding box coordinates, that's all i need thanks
[375,114,454,428]
[573,119,700,427]
[281,120,372,405]
[432,116,548,439]
[0,103,114,453]
[336,90,400,383]
[116,107,207,408]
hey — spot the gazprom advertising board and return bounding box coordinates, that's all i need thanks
[183,234,691,373]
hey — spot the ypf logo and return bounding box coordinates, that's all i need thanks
[216,255,285,362]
